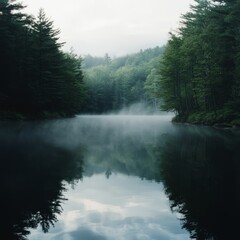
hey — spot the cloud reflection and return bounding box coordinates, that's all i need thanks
[29,174,189,240]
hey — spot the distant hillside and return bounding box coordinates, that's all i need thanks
[82,46,165,113]
[83,46,165,69]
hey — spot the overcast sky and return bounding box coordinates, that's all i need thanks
[22,0,194,57]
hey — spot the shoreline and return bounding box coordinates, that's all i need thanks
[0,111,75,121]
[172,113,240,129]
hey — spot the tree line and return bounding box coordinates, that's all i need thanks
[2,0,239,124]
[0,0,164,118]
[82,47,165,113]
[159,0,240,125]
[0,0,86,119]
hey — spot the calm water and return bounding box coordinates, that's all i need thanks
[0,115,240,240]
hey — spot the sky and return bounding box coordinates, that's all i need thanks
[22,0,194,57]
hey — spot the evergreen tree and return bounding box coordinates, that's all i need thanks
[0,1,87,118]
[62,52,87,113]
[0,0,31,111]
[159,34,184,114]
[158,0,240,125]
[30,8,65,112]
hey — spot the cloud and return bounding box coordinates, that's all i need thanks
[22,0,194,56]
[70,227,107,240]
[48,213,188,240]
[76,199,123,214]
[50,227,107,240]
[29,174,189,240]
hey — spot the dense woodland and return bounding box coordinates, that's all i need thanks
[0,0,86,119]
[0,0,164,118]
[82,47,164,113]
[159,0,240,125]
[1,0,240,125]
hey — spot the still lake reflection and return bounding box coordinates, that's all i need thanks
[0,115,239,240]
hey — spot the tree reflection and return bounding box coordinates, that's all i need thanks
[2,118,240,240]
[159,126,240,239]
[0,136,83,240]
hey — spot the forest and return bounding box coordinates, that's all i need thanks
[0,0,164,118]
[1,0,240,126]
[0,0,86,119]
[82,47,164,113]
[159,0,240,126]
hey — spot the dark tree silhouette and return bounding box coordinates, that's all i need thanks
[0,1,86,119]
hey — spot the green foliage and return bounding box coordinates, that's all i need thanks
[0,1,86,118]
[83,47,165,113]
[158,0,240,124]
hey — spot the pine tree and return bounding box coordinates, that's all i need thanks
[0,0,31,111]
[158,0,240,124]
[0,1,87,118]
[30,8,65,111]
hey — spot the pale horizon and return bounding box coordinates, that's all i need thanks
[22,0,194,57]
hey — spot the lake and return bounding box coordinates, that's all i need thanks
[0,115,239,240]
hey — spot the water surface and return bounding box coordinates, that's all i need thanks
[0,115,239,239]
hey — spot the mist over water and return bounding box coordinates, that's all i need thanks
[8,111,173,155]
[109,102,168,115]
[29,114,189,240]
[1,114,239,240]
